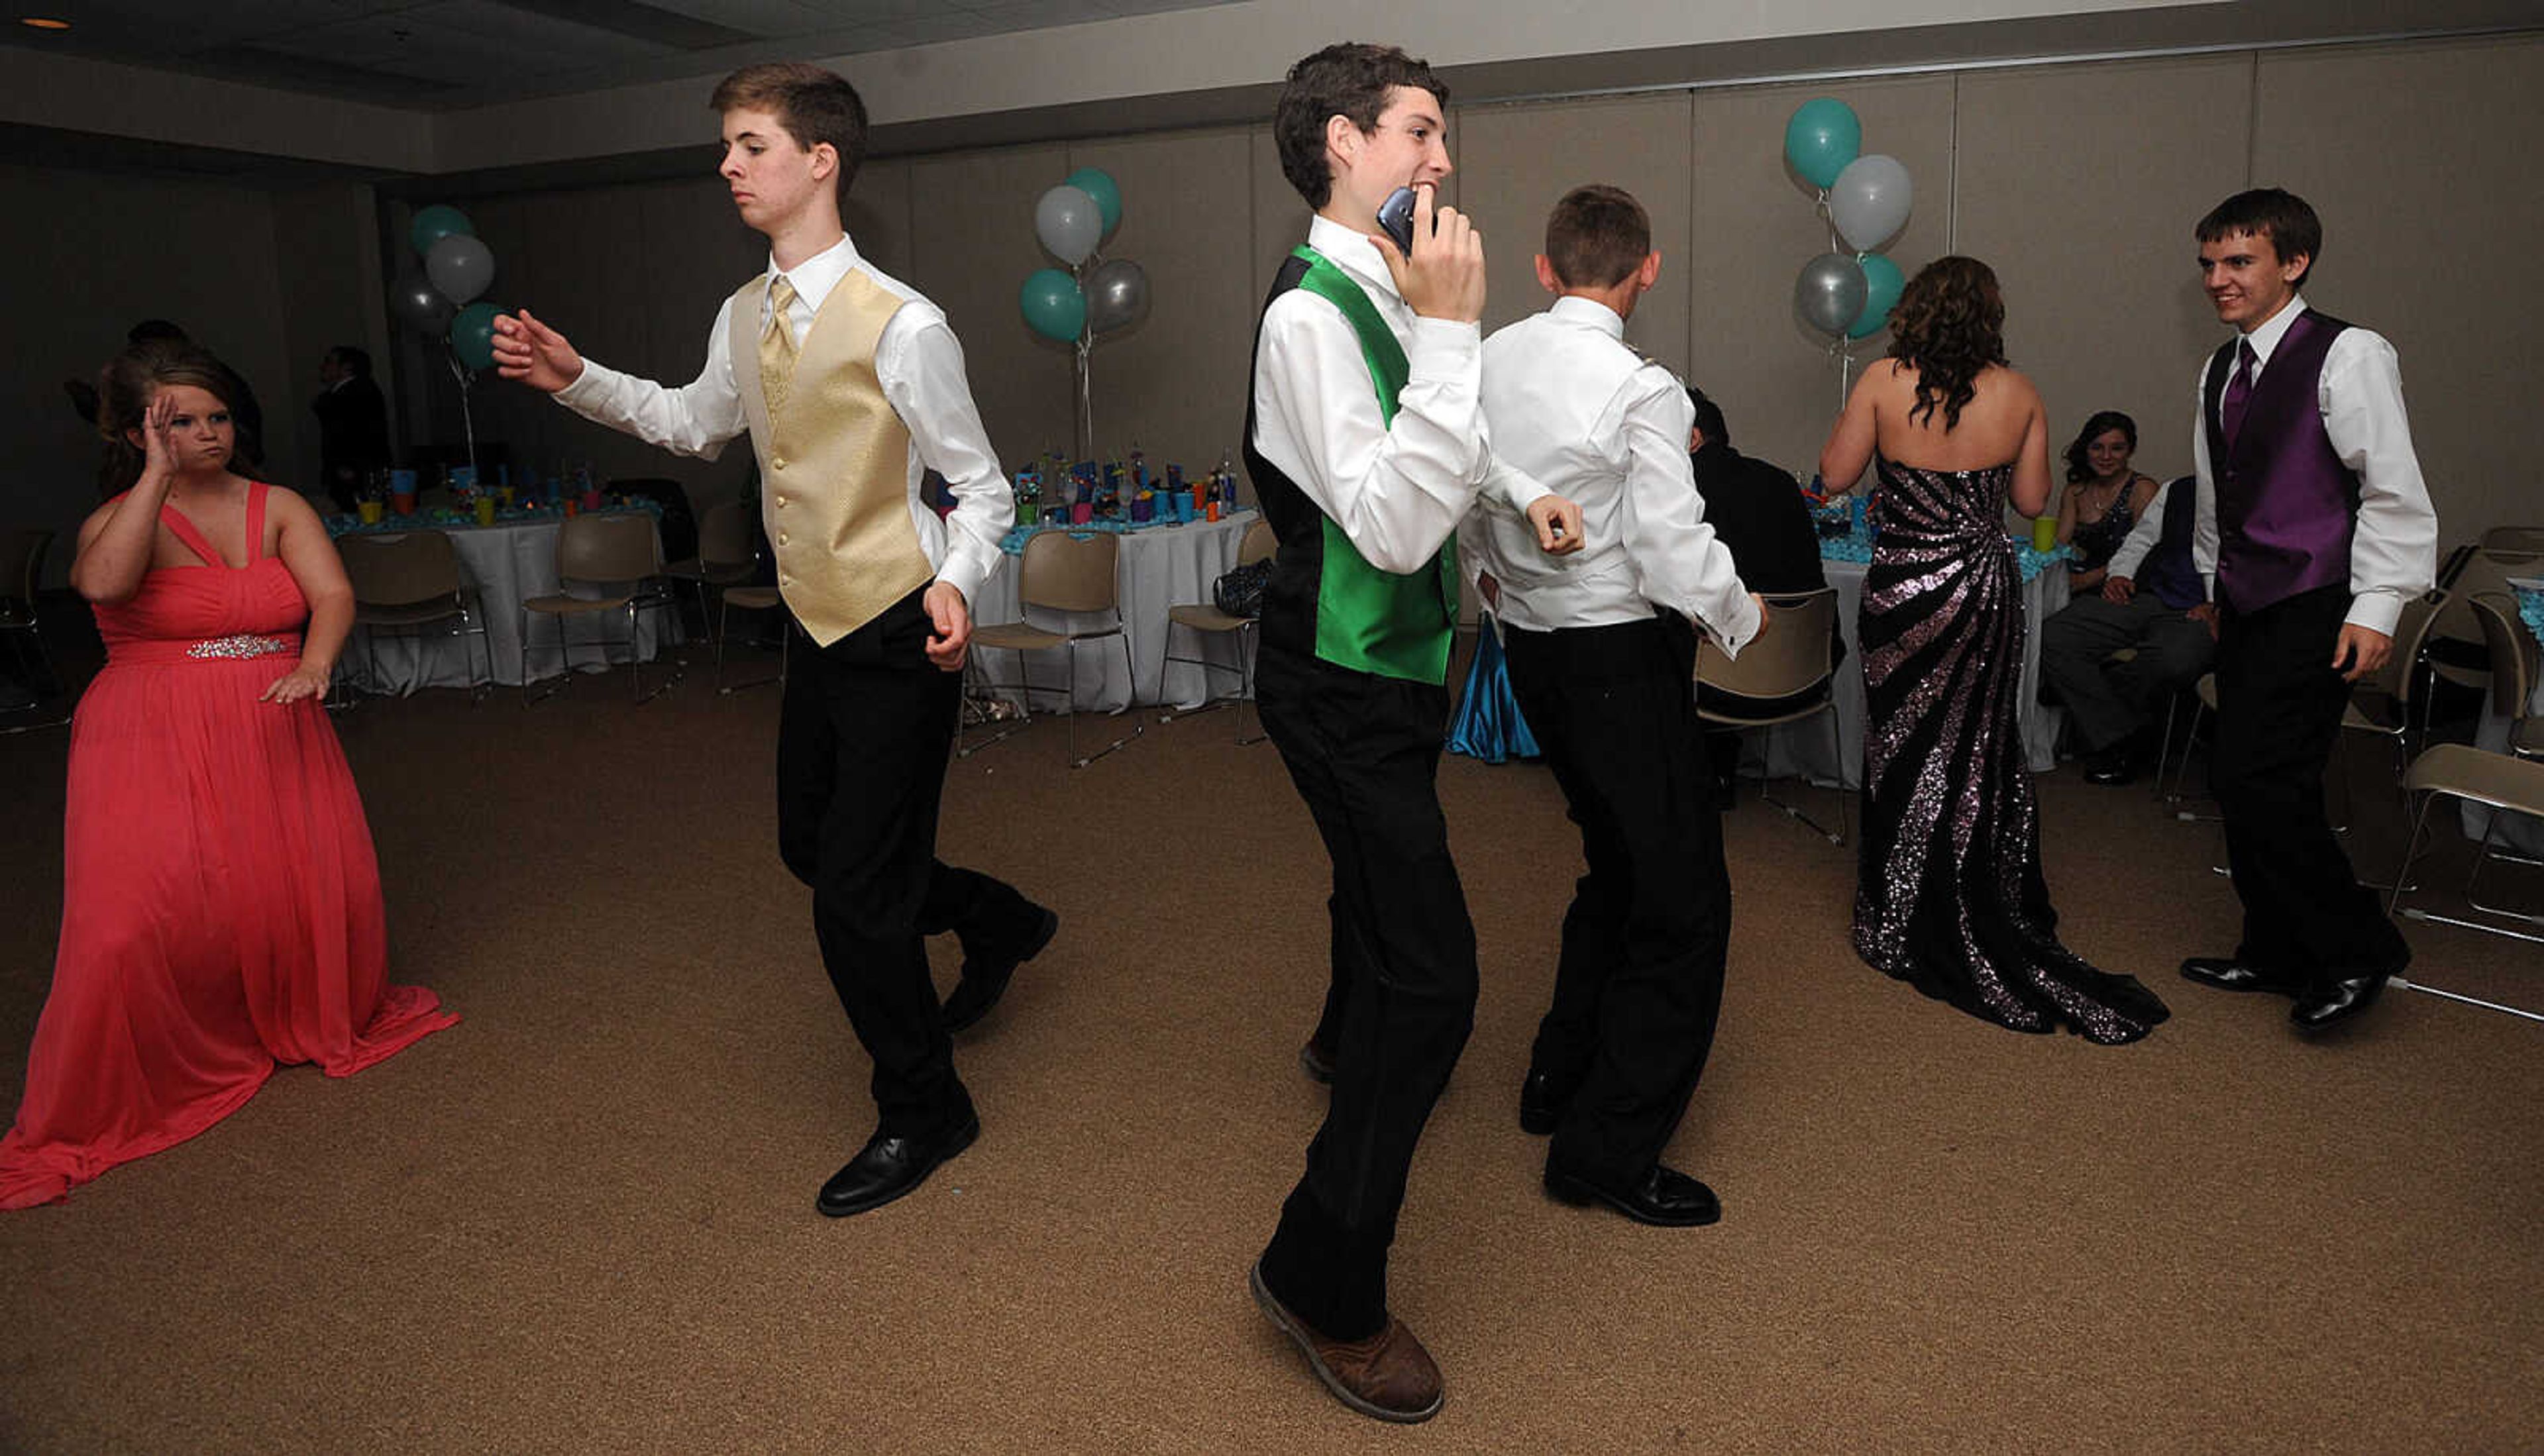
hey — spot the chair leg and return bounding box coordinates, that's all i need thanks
[1759,703,1846,844]
[1069,635,1141,768]
[956,648,1033,759]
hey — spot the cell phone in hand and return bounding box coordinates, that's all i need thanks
[1376,186,1421,254]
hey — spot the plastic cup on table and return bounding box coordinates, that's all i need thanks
[1071,502,1093,525]
[581,489,604,512]
[358,499,383,525]
[1207,500,1223,523]
[390,491,415,516]
[475,496,498,527]
[2031,515,2058,552]
[562,496,579,518]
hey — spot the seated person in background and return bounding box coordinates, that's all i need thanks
[2038,473,2217,784]
[1687,386,1840,804]
[2052,409,2161,593]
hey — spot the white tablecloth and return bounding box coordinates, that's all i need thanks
[970,510,1258,713]
[336,512,675,694]
[1754,553,2070,790]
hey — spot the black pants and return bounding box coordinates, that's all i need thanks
[1505,615,1730,1181]
[776,590,1039,1141]
[2210,584,2409,984]
[1253,642,1477,1343]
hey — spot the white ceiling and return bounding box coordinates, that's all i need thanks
[1,0,1244,109]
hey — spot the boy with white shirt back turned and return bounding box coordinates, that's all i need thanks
[1241,42,1581,1426]
[488,63,1056,1221]
[1475,184,1762,1229]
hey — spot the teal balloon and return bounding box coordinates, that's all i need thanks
[1848,252,1905,338]
[1783,99,1862,190]
[1063,167,1122,238]
[1019,268,1086,342]
[450,301,503,370]
[410,203,474,258]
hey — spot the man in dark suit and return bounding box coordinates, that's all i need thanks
[1686,387,1839,804]
[311,345,392,513]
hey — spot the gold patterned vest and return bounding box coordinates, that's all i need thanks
[728,270,937,647]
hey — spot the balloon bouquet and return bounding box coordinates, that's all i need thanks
[388,203,503,476]
[1016,168,1151,459]
[1783,99,1913,409]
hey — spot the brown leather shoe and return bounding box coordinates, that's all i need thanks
[1249,1260,1443,1423]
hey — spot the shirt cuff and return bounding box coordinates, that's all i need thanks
[935,550,991,612]
[1716,591,1764,658]
[1404,316,1480,375]
[2344,589,2404,637]
[553,360,615,414]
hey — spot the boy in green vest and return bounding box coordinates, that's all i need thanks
[1241,42,1581,1424]
[490,64,1055,1220]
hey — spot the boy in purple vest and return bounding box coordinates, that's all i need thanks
[2176,189,2436,1031]
[490,64,1056,1217]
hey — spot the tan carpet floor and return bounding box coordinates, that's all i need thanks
[2,650,2539,1453]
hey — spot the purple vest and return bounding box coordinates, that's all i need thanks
[2203,308,2358,613]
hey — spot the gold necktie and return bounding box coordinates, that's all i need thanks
[760,274,799,415]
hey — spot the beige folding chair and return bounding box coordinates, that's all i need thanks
[2384,591,2544,951]
[1695,587,1846,844]
[2425,548,2540,704]
[2477,525,2544,552]
[662,498,759,634]
[2337,587,2449,816]
[961,530,1140,767]
[337,529,490,702]
[519,511,680,705]
[1160,517,1275,743]
[716,582,787,695]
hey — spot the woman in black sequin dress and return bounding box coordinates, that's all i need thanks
[1818,258,2169,1045]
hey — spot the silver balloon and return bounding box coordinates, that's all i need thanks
[1794,252,1868,337]
[1829,154,1913,252]
[1084,258,1151,337]
[425,233,496,305]
[390,270,456,336]
[1034,183,1103,266]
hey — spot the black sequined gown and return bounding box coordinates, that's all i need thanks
[1852,456,2170,1045]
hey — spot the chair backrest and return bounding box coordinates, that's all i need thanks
[2470,592,2538,721]
[1694,587,1836,700]
[1236,517,1277,567]
[0,528,52,615]
[2432,547,2544,650]
[558,511,661,584]
[697,499,757,571]
[338,530,462,607]
[1018,530,1120,614]
[2479,525,2544,553]
[2378,587,2448,703]
[611,478,697,564]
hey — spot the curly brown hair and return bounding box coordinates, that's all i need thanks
[1273,43,1448,209]
[1887,256,2006,431]
[96,341,258,496]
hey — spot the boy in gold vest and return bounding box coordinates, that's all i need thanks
[491,63,1055,1218]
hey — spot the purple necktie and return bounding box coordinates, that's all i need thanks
[2221,339,2256,450]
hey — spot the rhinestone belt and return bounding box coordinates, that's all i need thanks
[184,633,297,660]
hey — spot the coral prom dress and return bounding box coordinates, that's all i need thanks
[0,484,454,1208]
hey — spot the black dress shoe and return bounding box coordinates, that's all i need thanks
[1544,1161,1721,1227]
[1517,1070,1571,1136]
[2083,747,2143,786]
[2179,956,2305,997]
[816,1114,979,1218]
[941,907,1060,1033]
[1298,1037,1336,1085]
[2292,971,2392,1032]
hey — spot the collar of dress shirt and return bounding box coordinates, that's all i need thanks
[1306,214,1402,305]
[1547,293,1626,338]
[766,230,861,315]
[2237,291,2308,370]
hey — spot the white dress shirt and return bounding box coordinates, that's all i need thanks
[1249,214,1546,578]
[2188,295,2438,635]
[1471,297,1759,651]
[552,231,1012,610]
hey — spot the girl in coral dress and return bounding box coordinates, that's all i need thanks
[0,343,455,1209]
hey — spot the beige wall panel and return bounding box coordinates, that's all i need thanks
[1954,54,2252,489]
[2257,36,2544,541]
[906,144,1075,474]
[1065,127,1258,474]
[1683,74,1956,482]
[846,158,916,284]
[1456,92,1697,372]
